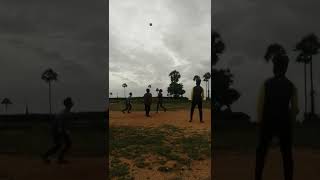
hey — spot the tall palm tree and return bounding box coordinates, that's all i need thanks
[41,68,58,114]
[193,75,200,81]
[122,83,127,97]
[295,53,311,119]
[264,43,287,63]
[212,31,226,66]
[203,72,211,99]
[1,98,12,113]
[295,33,320,118]
[148,84,152,89]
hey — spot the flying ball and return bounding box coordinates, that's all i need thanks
[149,23,152,26]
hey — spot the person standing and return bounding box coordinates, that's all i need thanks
[143,89,152,117]
[190,79,204,123]
[156,89,166,113]
[255,55,299,180]
[122,92,132,113]
[43,97,74,164]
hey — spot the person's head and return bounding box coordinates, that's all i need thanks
[273,55,289,77]
[159,89,163,92]
[63,97,74,111]
[146,88,150,93]
[129,92,132,96]
[196,79,201,86]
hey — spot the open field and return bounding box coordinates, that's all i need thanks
[0,156,106,180]
[109,98,211,112]
[0,117,106,180]
[214,148,320,180]
[213,120,320,179]
[109,109,211,180]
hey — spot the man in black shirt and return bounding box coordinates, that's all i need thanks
[43,97,74,164]
[122,92,132,113]
[156,89,167,113]
[189,79,204,123]
[144,89,152,117]
[255,55,299,180]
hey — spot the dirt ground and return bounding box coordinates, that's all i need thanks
[0,155,106,180]
[214,148,320,180]
[109,109,211,131]
[109,110,211,180]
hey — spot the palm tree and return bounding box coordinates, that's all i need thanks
[1,98,12,113]
[295,33,320,118]
[148,84,152,89]
[122,83,128,97]
[156,88,159,92]
[193,75,200,81]
[212,31,226,66]
[41,68,58,114]
[110,92,113,98]
[264,43,287,63]
[203,72,211,99]
[295,53,311,119]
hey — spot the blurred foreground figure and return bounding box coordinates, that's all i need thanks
[43,97,74,164]
[255,55,299,180]
[190,79,204,123]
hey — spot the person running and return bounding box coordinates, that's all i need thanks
[143,89,152,117]
[122,92,132,113]
[190,79,204,123]
[255,55,299,180]
[156,89,167,113]
[43,97,74,164]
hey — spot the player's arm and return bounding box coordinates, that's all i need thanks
[290,85,299,121]
[201,87,204,100]
[191,88,194,101]
[257,83,265,124]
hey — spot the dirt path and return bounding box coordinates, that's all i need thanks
[0,155,106,180]
[109,109,211,131]
[214,148,320,180]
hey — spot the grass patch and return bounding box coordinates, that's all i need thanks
[109,158,132,179]
[109,125,210,178]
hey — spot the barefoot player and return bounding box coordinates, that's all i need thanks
[144,89,152,117]
[190,79,204,123]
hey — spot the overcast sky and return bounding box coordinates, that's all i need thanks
[109,0,211,99]
[0,0,108,113]
[214,0,320,121]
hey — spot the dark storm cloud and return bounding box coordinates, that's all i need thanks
[110,0,210,98]
[214,0,320,120]
[0,0,107,113]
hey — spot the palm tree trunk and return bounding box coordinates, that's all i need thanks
[205,82,207,100]
[304,63,307,120]
[310,58,315,117]
[49,81,52,115]
[208,80,210,100]
[124,88,126,98]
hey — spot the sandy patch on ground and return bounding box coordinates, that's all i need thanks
[109,109,211,131]
[213,148,320,180]
[0,155,106,180]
